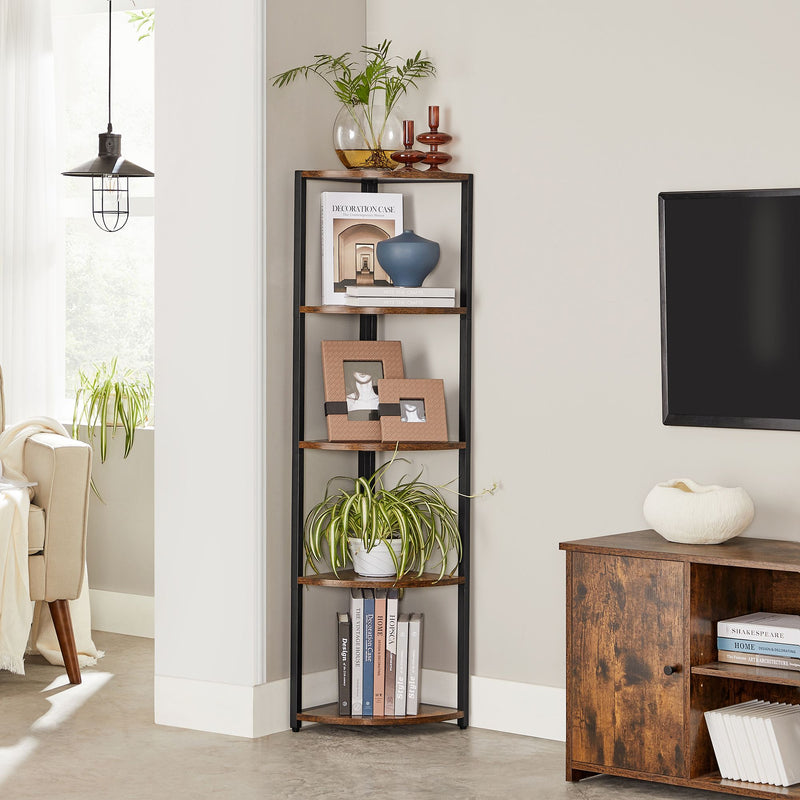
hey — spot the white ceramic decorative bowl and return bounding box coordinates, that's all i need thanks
[348,538,403,577]
[643,478,754,545]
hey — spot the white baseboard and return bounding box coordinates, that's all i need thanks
[252,668,566,741]
[89,589,154,639]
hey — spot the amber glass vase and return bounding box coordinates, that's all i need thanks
[332,102,403,170]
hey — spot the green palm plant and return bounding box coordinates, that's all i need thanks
[72,357,152,464]
[304,456,490,581]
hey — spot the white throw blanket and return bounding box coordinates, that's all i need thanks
[0,417,101,674]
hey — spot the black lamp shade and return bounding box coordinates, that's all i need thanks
[62,132,153,178]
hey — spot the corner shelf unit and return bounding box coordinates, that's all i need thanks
[290,169,473,731]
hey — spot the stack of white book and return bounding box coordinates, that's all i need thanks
[705,701,800,786]
[344,286,456,308]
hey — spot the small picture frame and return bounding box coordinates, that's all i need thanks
[378,378,448,443]
[321,341,405,441]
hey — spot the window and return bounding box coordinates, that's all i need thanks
[53,1,154,400]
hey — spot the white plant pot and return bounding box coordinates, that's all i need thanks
[348,537,403,577]
[643,478,754,545]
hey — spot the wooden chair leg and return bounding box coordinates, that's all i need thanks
[49,599,81,684]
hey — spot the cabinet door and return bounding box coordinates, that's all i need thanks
[568,552,686,777]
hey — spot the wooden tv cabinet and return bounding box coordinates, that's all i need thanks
[560,530,800,799]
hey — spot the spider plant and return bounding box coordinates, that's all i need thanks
[305,456,471,581]
[72,357,152,464]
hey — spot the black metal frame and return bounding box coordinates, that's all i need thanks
[290,170,474,732]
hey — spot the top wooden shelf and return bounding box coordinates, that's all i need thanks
[300,169,472,183]
[560,529,800,572]
[301,305,466,316]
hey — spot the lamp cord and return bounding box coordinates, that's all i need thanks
[107,0,113,133]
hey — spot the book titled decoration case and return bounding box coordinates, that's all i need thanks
[290,169,473,731]
[560,530,800,798]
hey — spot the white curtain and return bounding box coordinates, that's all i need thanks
[0,0,64,424]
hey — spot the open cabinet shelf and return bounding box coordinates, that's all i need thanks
[561,530,800,798]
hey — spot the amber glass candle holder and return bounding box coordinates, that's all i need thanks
[416,105,453,171]
[391,120,426,170]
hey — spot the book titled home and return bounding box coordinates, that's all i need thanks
[718,612,800,646]
[362,589,375,716]
[406,612,424,716]
[717,636,800,659]
[336,612,351,716]
[320,192,403,306]
[350,589,364,715]
[384,588,399,715]
[395,613,410,716]
[373,589,387,715]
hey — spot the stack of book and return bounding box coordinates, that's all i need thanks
[717,612,800,672]
[705,701,800,786]
[344,286,456,308]
[336,589,424,717]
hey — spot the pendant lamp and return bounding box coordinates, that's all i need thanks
[62,0,153,232]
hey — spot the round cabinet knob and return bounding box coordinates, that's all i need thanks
[663,665,680,676]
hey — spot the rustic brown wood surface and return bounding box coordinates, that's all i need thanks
[297,570,464,588]
[563,531,800,798]
[296,702,463,726]
[301,169,470,182]
[300,305,466,315]
[299,440,465,451]
[568,551,686,777]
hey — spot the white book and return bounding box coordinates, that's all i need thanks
[718,612,800,645]
[343,296,456,308]
[765,704,800,786]
[349,589,364,715]
[395,614,410,716]
[406,613,423,715]
[709,700,762,780]
[320,192,403,306]
[346,286,456,298]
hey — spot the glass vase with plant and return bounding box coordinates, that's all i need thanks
[272,40,435,170]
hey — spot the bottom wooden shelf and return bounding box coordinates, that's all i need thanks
[693,772,800,799]
[297,703,463,726]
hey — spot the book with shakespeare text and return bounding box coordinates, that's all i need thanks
[718,612,800,646]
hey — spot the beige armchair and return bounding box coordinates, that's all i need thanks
[0,368,92,684]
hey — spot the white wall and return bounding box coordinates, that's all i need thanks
[154,0,267,732]
[366,0,800,701]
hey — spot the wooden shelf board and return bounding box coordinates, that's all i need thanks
[301,305,466,315]
[300,440,465,451]
[301,169,471,183]
[297,703,463,726]
[693,772,800,798]
[298,569,464,588]
[692,661,800,688]
[560,529,800,572]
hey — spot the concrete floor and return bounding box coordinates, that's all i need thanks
[0,632,726,799]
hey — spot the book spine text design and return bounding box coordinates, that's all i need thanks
[395,614,410,716]
[350,589,364,715]
[406,613,423,715]
[362,590,375,716]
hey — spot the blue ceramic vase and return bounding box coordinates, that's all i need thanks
[376,229,440,287]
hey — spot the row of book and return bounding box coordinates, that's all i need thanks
[717,612,800,671]
[337,588,423,717]
[705,701,800,786]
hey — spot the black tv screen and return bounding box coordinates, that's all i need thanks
[659,188,800,431]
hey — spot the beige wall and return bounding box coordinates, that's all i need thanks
[365,0,800,690]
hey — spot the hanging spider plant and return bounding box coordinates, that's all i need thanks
[305,456,474,581]
[72,357,152,464]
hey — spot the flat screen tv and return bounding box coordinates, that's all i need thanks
[659,188,800,431]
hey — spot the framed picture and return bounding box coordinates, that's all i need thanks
[321,341,404,441]
[378,378,448,443]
